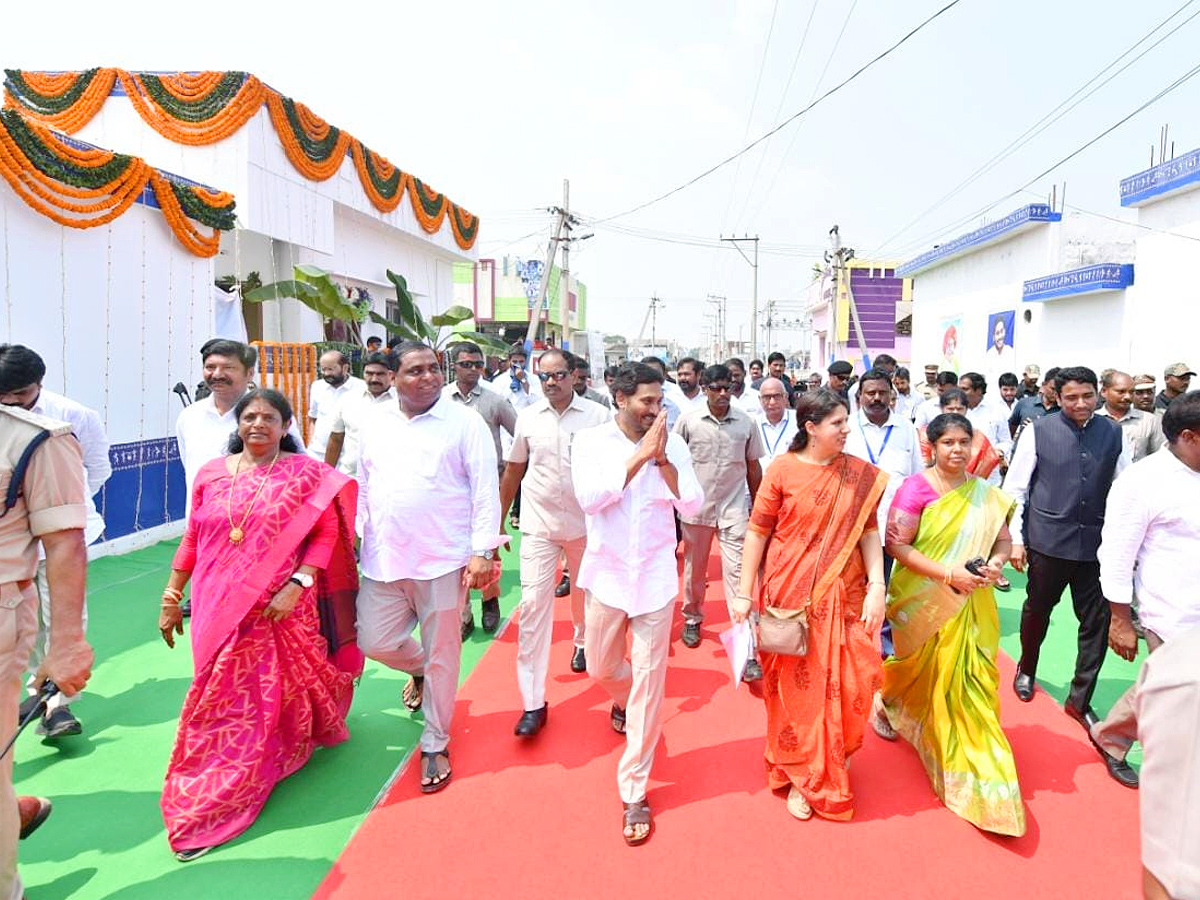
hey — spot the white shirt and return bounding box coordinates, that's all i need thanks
[912,395,942,427]
[731,386,760,414]
[1098,449,1200,643]
[892,391,917,422]
[572,421,704,616]
[1004,415,1131,546]
[308,376,366,459]
[328,386,398,475]
[506,393,612,541]
[753,410,799,470]
[966,401,1013,485]
[31,389,110,546]
[843,409,924,535]
[175,393,306,508]
[357,396,501,582]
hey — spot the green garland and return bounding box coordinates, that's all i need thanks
[276,95,344,162]
[410,177,447,218]
[4,68,102,115]
[166,179,237,230]
[136,72,248,124]
[450,204,479,244]
[356,141,402,200]
[0,108,133,189]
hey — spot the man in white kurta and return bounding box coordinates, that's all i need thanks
[572,363,703,841]
[502,349,610,736]
[307,350,365,461]
[356,343,501,793]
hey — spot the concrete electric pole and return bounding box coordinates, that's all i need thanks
[720,235,759,358]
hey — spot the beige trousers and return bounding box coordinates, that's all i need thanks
[516,535,587,711]
[356,570,465,753]
[680,521,745,625]
[0,582,39,900]
[1091,629,1163,760]
[585,595,673,804]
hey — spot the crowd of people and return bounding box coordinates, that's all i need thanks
[0,337,1196,898]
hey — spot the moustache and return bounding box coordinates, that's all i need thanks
[206,377,232,386]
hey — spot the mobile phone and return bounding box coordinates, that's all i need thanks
[964,556,987,576]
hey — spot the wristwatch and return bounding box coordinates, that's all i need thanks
[289,572,315,589]
[473,549,495,560]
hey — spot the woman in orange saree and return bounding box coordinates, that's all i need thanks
[918,388,1002,479]
[157,389,361,861]
[733,389,889,821]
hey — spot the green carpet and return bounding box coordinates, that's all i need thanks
[17,538,524,900]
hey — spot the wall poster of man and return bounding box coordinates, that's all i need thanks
[985,310,1016,372]
[939,315,962,373]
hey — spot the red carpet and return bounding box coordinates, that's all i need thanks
[314,560,1141,900]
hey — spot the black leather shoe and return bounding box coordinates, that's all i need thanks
[554,573,571,597]
[1088,735,1139,788]
[682,623,701,648]
[570,647,587,673]
[461,613,475,642]
[1064,702,1100,731]
[481,599,501,633]
[514,704,548,737]
[1012,671,1035,702]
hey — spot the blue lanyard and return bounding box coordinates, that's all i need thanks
[858,420,894,466]
[760,413,792,457]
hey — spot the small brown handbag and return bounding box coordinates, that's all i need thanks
[755,459,846,657]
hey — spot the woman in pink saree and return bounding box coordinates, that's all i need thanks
[158,388,361,862]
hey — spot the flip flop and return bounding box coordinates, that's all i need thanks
[419,750,451,794]
[622,801,653,845]
[786,787,813,821]
[402,676,425,712]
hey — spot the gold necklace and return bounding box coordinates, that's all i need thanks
[226,449,280,544]
[931,465,967,495]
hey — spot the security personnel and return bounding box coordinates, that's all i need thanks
[0,404,93,898]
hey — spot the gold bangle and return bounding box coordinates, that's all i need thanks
[162,587,183,601]
[943,567,952,585]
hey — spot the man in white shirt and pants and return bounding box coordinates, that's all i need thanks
[0,344,109,738]
[502,349,610,736]
[959,372,1013,483]
[572,362,704,845]
[323,351,397,477]
[307,350,365,462]
[356,342,501,794]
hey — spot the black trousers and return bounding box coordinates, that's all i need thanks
[1018,549,1111,712]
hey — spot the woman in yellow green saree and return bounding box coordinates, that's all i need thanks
[873,413,1026,836]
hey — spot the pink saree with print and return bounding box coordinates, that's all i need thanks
[161,454,361,853]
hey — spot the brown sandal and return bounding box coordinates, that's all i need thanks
[610,704,626,734]
[419,750,451,794]
[402,676,425,712]
[622,801,652,845]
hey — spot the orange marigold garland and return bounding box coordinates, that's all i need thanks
[117,70,267,145]
[350,140,404,212]
[3,68,118,133]
[448,203,480,250]
[265,91,351,182]
[408,176,449,233]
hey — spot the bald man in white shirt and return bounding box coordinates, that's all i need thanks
[572,362,704,845]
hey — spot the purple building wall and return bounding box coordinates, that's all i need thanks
[848,267,903,351]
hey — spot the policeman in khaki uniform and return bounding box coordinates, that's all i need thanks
[0,404,93,899]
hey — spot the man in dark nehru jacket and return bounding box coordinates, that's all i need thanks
[1003,366,1128,731]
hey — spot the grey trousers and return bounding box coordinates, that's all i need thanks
[357,569,465,753]
[680,521,745,625]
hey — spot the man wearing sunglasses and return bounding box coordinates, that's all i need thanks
[673,364,765,661]
[502,350,611,736]
[445,342,518,637]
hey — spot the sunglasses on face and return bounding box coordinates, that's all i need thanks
[704,384,732,394]
[455,360,485,369]
[538,370,572,383]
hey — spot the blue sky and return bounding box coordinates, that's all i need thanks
[6,0,1198,349]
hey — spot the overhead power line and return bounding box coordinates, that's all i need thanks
[874,0,1200,257]
[887,58,1200,262]
[594,0,967,224]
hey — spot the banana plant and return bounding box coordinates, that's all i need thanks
[374,269,511,355]
[243,264,369,343]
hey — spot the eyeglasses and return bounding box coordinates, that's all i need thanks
[538,370,572,383]
[705,384,732,394]
[455,360,485,369]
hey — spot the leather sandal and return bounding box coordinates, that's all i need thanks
[402,676,425,712]
[610,704,626,734]
[622,801,652,845]
[419,749,451,794]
